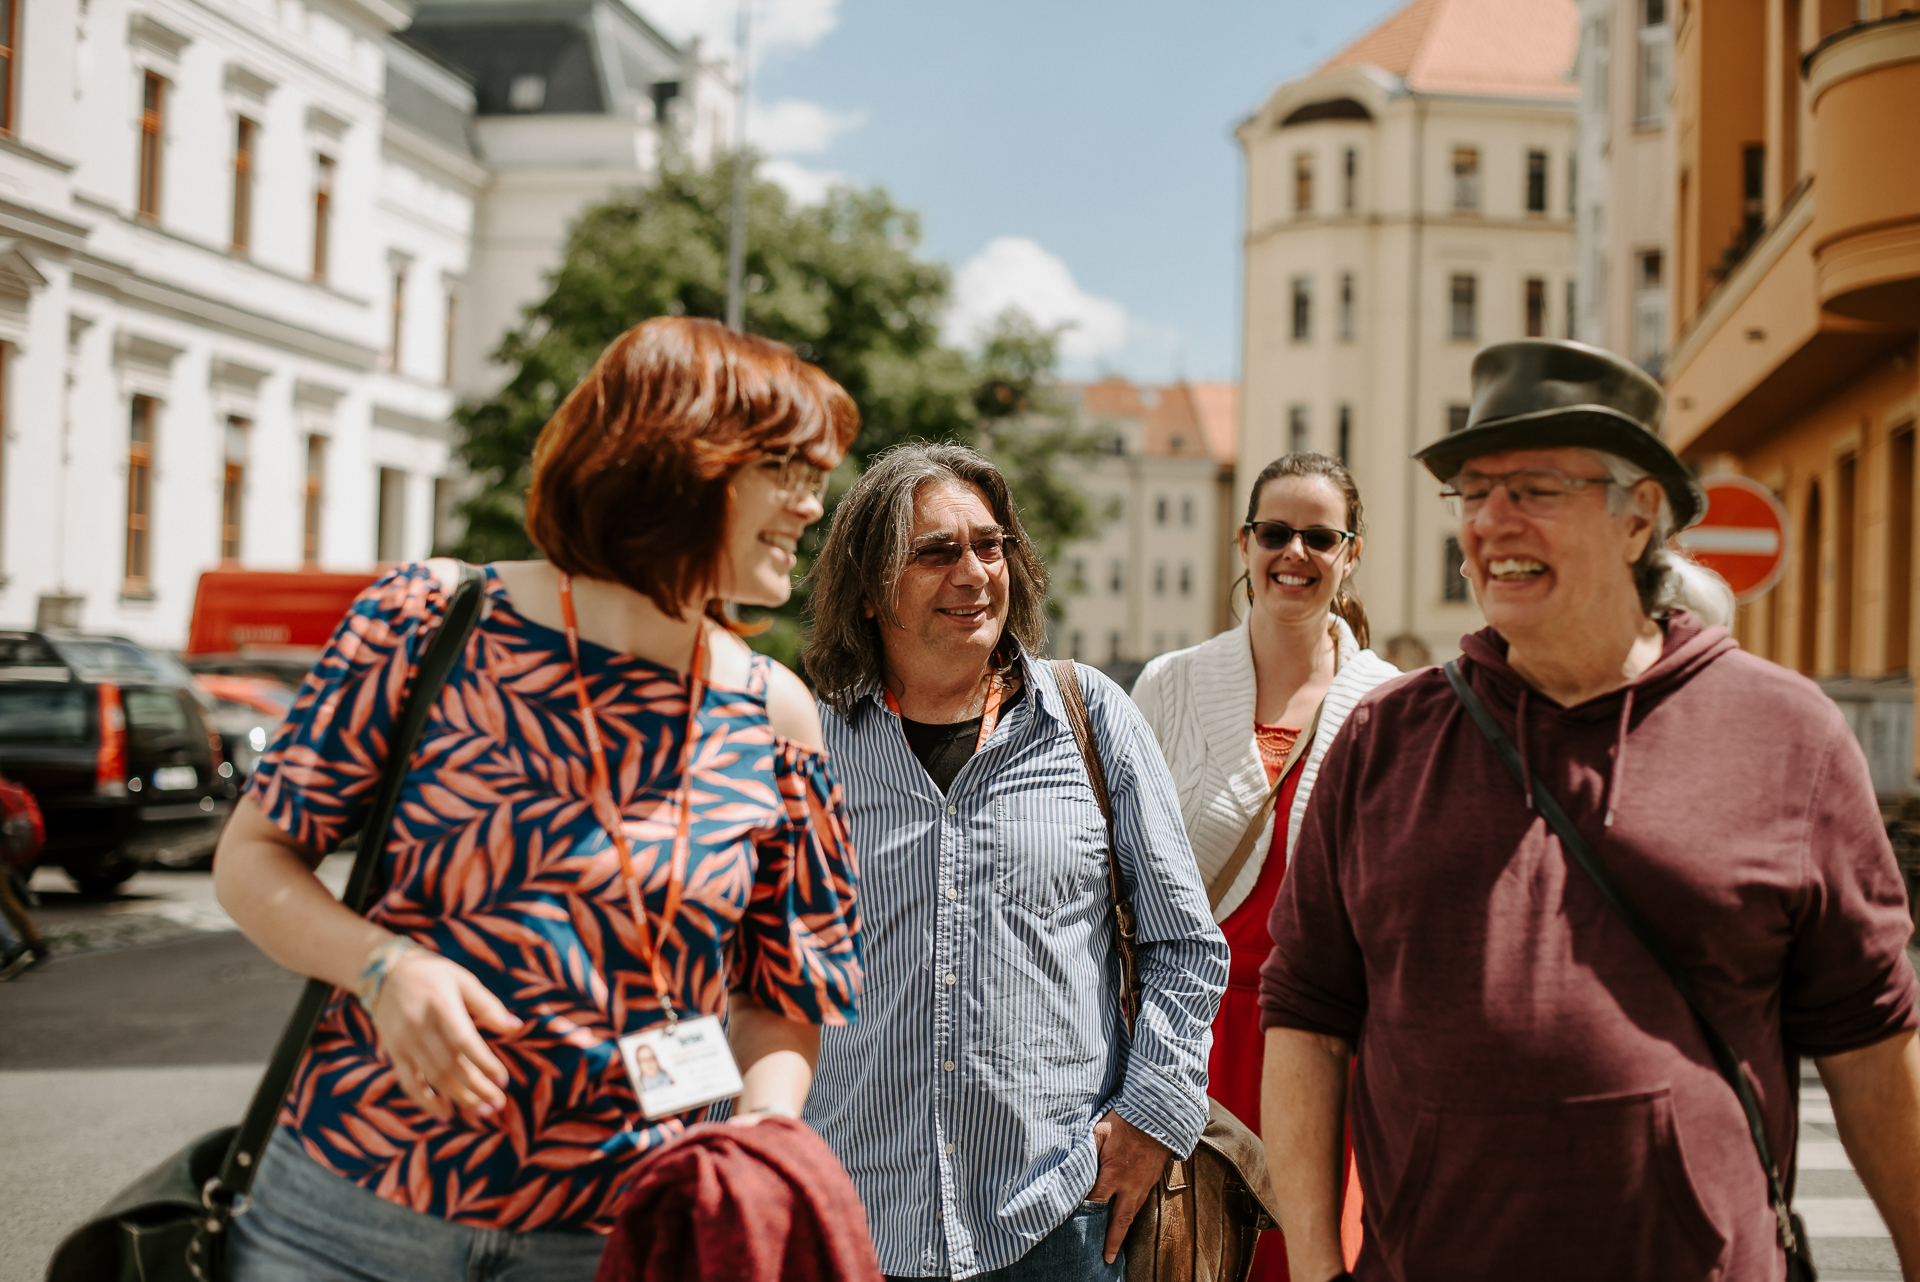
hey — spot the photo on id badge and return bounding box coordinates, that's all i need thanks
[618,1016,745,1120]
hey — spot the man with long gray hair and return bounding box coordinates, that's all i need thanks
[801,442,1227,1281]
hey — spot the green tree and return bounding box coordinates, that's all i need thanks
[450,154,1098,668]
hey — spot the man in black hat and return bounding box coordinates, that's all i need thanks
[1255,340,1920,1281]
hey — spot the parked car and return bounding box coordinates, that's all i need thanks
[0,630,238,894]
[194,673,295,782]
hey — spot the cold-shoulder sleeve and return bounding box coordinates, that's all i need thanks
[732,740,864,1026]
[244,563,451,853]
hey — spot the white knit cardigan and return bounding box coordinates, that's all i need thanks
[1130,615,1402,923]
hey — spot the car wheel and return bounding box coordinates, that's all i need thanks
[64,856,137,897]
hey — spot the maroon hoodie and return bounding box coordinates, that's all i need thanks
[1261,613,1916,1282]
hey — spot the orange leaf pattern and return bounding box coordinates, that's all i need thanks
[250,564,863,1232]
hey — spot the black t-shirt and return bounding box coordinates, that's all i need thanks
[900,681,1028,794]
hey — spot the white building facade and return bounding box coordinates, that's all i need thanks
[1237,0,1579,665]
[1052,379,1238,680]
[1572,0,1673,373]
[4,0,731,647]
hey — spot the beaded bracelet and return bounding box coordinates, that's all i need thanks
[355,936,418,1015]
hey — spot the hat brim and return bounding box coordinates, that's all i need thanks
[1412,405,1706,530]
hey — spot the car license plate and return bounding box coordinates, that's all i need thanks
[152,765,198,791]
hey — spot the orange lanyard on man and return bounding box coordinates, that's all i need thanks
[557,573,702,1029]
[883,672,1007,755]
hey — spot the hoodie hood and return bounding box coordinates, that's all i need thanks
[1456,610,1739,826]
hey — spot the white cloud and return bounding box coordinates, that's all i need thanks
[944,237,1131,362]
[747,99,865,155]
[636,0,841,57]
[760,158,844,205]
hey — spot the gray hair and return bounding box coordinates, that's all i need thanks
[1591,450,1735,627]
[802,442,1050,717]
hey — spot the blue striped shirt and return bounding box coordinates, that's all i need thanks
[807,651,1228,1278]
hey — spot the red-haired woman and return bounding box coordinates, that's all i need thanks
[1131,453,1399,1281]
[214,317,864,1281]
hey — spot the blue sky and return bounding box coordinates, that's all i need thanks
[647,0,1405,383]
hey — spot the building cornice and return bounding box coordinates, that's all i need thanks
[1244,211,1575,247]
[382,116,489,190]
[72,257,381,370]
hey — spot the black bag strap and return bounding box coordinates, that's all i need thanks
[205,563,488,1217]
[1051,659,1141,1035]
[1443,658,1805,1261]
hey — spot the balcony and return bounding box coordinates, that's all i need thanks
[1807,14,1920,324]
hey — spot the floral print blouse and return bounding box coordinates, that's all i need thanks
[247,563,863,1233]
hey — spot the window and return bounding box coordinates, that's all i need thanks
[1451,148,1480,211]
[443,289,457,386]
[302,434,326,565]
[1449,274,1477,340]
[386,263,407,373]
[1742,144,1765,245]
[1525,277,1547,337]
[0,0,20,136]
[1178,564,1192,596]
[1525,150,1548,213]
[1568,155,1578,215]
[1293,153,1313,215]
[1154,563,1166,596]
[311,154,335,284]
[1108,631,1122,664]
[1180,497,1194,526]
[1338,272,1355,341]
[1155,496,1168,525]
[1342,147,1357,212]
[431,476,459,553]
[231,118,256,255]
[137,73,166,221]
[221,417,248,563]
[1633,251,1667,374]
[1337,404,1351,464]
[1443,537,1470,602]
[376,467,407,562]
[1800,482,1821,674]
[1891,429,1915,672]
[1637,0,1670,126]
[125,396,156,589]
[1291,275,1312,341]
[1289,405,1309,454]
[1069,631,1083,662]
[1837,455,1857,673]
[1448,404,1471,434]
[1109,559,1123,595]
[1566,277,1578,338]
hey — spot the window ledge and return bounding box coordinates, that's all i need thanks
[119,585,155,603]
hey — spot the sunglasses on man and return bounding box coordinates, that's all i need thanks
[1242,521,1355,555]
[909,535,1018,570]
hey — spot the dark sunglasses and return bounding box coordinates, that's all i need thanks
[910,535,1016,569]
[1243,521,1354,555]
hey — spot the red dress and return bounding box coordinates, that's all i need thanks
[1207,725,1362,1281]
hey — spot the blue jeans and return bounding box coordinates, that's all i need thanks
[227,1128,607,1282]
[888,1199,1127,1281]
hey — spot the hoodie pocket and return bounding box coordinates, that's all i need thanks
[1376,1088,1727,1281]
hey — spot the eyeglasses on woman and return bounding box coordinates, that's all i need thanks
[757,449,833,502]
[1242,521,1355,555]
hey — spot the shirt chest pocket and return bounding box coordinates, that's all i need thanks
[993,794,1106,918]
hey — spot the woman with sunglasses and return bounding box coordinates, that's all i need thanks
[213,317,864,1281]
[1131,452,1399,1281]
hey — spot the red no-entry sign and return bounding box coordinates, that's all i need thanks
[1672,474,1791,603]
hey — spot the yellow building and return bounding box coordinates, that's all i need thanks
[1664,3,1920,792]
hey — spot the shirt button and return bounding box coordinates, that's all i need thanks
[943,1059,955,1072]
[944,886,959,901]
[947,805,957,816]
[944,1143,955,1155]
[944,972,957,985]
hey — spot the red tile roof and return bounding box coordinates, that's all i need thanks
[1319,0,1577,100]
[1067,378,1239,464]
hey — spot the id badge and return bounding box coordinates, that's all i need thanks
[617,1015,745,1120]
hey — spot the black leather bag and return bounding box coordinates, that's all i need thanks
[45,565,488,1282]
[1445,659,1818,1282]
[1051,660,1283,1282]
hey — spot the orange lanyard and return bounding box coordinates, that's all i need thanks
[557,573,703,1026]
[884,671,1006,755]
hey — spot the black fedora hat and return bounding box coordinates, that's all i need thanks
[1412,339,1706,530]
